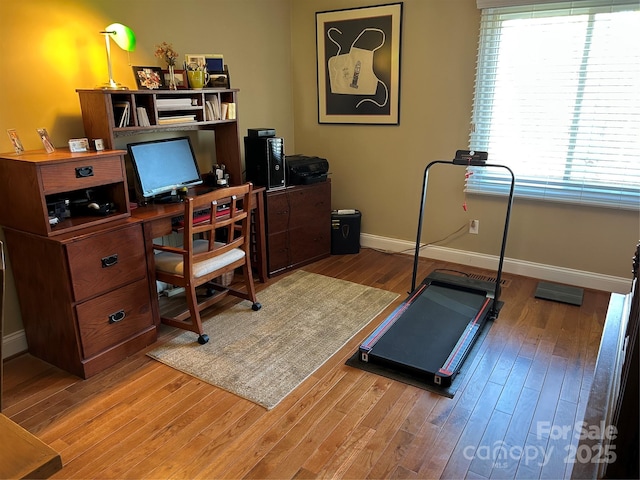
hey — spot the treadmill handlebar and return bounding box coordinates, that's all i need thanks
[411,153,516,312]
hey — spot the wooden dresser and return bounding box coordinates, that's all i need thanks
[0,149,156,378]
[265,181,331,276]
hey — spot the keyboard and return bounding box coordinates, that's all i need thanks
[172,206,231,228]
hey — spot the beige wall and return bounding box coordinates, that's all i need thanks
[291,0,639,277]
[0,0,638,339]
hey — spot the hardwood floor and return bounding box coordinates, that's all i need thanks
[2,248,610,479]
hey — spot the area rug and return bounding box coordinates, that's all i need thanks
[147,270,399,410]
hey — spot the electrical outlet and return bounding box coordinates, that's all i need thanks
[469,219,479,234]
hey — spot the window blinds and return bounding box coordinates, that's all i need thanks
[468,0,640,210]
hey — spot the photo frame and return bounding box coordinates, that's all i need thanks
[6,129,24,154]
[163,69,186,89]
[185,53,224,73]
[36,127,55,153]
[208,66,231,89]
[132,66,165,90]
[184,54,206,70]
[316,3,403,125]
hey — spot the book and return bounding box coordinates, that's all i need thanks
[226,102,236,120]
[157,115,197,125]
[156,98,193,109]
[205,101,215,121]
[114,101,130,128]
[136,107,151,127]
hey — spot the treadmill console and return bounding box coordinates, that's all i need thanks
[454,150,488,166]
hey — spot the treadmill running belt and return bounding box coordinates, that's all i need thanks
[361,283,490,384]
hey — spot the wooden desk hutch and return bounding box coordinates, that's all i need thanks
[0,88,248,378]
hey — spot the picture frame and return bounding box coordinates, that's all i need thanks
[36,127,55,153]
[184,54,206,70]
[208,66,231,89]
[132,66,165,90]
[316,3,403,125]
[6,128,24,154]
[185,53,224,73]
[162,69,186,89]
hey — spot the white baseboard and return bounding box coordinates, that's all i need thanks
[2,329,28,360]
[360,233,631,294]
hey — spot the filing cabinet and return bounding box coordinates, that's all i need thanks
[0,149,156,378]
[265,181,331,276]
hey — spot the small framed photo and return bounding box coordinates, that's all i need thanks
[36,127,55,153]
[6,129,24,154]
[132,66,164,90]
[163,69,186,89]
[184,54,206,70]
[209,67,230,89]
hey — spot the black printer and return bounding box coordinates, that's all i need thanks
[286,155,329,185]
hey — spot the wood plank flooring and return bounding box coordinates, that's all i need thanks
[2,248,610,479]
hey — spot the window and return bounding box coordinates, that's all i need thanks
[468,1,640,210]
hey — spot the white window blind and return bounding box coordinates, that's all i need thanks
[468,1,640,210]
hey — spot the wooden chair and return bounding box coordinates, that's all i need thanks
[153,183,261,344]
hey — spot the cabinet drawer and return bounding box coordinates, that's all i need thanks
[40,156,124,194]
[266,192,290,234]
[290,226,330,265]
[66,224,147,301]
[267,232,290,273]
[76,278,153,359]
[289,183,331,226]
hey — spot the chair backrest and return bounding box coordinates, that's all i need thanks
[181,183,253,277]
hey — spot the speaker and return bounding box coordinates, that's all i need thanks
[244,136,285,190]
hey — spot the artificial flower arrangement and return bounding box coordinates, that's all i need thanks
[155,42,179,66]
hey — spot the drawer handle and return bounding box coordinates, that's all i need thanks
[108,310,126,324]
[75,166,94,178]
[101,254,119,268]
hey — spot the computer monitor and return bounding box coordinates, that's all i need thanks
[127,136,203,202]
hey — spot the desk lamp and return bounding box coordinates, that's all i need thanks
[99,23,136,89]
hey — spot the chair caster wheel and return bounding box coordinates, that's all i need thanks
[197,334,209,345]
[252,302,262,311]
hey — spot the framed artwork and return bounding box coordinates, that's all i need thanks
[163,69,186,89]
[316,3,403,125]
[132,66,164,90]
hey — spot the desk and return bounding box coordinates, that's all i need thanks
[130,186,267,325]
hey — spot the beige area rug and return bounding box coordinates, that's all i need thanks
[147,270,399,410]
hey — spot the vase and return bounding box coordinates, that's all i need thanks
[168,64,177,90]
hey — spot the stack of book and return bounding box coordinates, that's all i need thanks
[156,98,193,110]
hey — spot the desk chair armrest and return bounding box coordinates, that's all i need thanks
[153,244,187,255]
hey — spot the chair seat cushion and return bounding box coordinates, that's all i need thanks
[155,240,245,279]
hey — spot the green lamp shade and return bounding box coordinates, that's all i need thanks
[105,23,136,52]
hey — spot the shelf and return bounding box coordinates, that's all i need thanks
[77,88,243,188]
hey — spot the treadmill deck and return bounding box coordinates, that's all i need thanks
[359,273,497,387]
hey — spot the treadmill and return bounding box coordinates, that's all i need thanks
[359,150,515,387]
